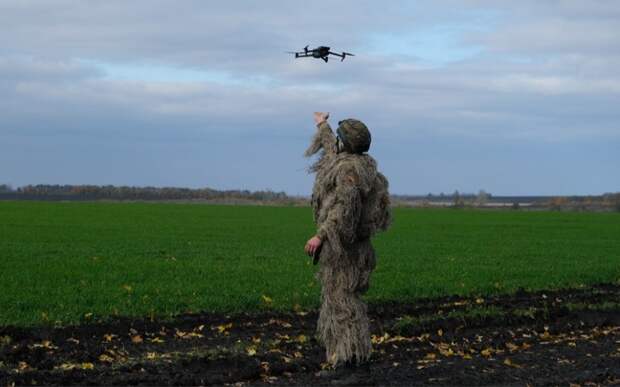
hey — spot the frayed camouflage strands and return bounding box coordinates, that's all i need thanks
[305,121,391,366]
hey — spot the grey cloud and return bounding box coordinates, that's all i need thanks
[1,1,619,194]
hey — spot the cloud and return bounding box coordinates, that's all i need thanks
[0,1,618,194]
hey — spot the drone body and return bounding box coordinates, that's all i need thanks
[287,45,354,62]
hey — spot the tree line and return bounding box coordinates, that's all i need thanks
[0,184,291,202]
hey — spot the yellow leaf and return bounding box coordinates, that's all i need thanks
[437,329,443,337]
[463,354,472,360]
[81,362,94,370]
[293,351,303,358]
[103,334,116,342]
[481,348,493,357]
[261,295,273,304]
[149,337,165,344]
[296,334,307,344]
[58,363,76,370]
[146,352,157,360]
[439,347,454,357]
[32,340,56,349]
[424,352,437,360]
[521,342,531,350]
[246,346,257,356]
[122,284,132,292]
[475,298,485,304]
[98,354,114,363]
[216,323,233,334]
[503,358,521,368]
[18,361,29,371]
[506,342,519,352]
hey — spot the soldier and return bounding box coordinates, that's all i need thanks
[304,112,391,373]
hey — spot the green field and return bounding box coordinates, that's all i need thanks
[1,201,619,327]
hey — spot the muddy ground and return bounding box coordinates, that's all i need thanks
[1,284,619,386]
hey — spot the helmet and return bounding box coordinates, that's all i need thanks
[336,119,371,154]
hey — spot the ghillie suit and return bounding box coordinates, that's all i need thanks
[305,120,391,366]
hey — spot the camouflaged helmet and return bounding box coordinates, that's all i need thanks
[336,119,371,154]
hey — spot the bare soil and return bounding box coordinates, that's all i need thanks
[1,284,619,386]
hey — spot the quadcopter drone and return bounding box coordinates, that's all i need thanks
[287,45,354,62]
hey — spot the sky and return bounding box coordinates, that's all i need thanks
[1,0,619,196]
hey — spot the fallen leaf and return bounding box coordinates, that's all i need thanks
[438,347,455,357]
[296,335,307,344]
[475,298,485,304]
[103,334,117,342]
[503,358,521,368]
[215,323,233,334]
[131,335,143,344]
[58,363,77,371]
[175,330,203,339]
[32,340,57,349]
[506,342,519,352]
[146,352,157,360]
[247,346,257,356]
[261,295,273,305]
[149,337,165,344]
[81,362,94,370]
[98,354,114,363]
[481,348,493,357]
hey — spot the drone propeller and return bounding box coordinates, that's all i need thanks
[339,52,355,61]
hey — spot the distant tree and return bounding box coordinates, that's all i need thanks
[511,202,520,210]
[0,184,13,193]
[452,190,464,208]
[476,189,490,206]
[611,193,620,212]
[549,196,569,211]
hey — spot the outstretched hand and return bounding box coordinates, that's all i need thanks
[304,236,322,257]
[314,112,329,125]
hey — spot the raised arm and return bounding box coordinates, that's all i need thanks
[304,112,337,157]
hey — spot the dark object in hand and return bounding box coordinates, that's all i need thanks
[313,243,323,265]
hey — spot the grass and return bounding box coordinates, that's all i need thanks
[1,201,619,326]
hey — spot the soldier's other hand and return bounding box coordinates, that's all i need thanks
[304,236,322,257]
[314,112,329,125]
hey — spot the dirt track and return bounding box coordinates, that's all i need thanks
[2,284,619,386]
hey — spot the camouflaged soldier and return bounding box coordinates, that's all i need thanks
[304,112,391,369]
